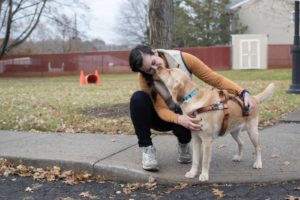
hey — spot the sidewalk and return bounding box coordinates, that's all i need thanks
[1,111,300,184]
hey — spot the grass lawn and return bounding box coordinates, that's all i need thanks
[0,69,299,134]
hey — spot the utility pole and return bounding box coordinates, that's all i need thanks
[288,0,300,94]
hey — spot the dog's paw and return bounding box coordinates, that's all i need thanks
[199,173,209,182]
[185,171,197,178]
[253,161,262,169]
[232,155,241,162]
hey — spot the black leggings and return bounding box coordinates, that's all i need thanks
[130,91,191,147]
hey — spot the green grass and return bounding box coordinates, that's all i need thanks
[0,69,299,134]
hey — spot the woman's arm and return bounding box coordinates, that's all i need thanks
[181,52,243,96]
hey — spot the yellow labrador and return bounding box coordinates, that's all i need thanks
[155,67,275,182]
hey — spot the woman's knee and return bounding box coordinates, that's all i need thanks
[130,91,152,109]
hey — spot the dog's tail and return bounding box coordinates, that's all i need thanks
[254,83,275,104]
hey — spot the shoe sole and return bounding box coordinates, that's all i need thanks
[177,158,192,164]
[143,165,159,171]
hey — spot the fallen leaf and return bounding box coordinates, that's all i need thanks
[212,188,225,199]
[79,191,98,199]
[294,187,300,191]
[285,195,300,200]
[217,144,226,149]
[148,176,156,183]
[174,183,189,190]
[25,187,33,192]
[123,183,141,194]
[283,161,290,166]
[56,197,75,200]
[271,154,279,158]
[25,184,42,192]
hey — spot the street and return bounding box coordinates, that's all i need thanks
[1,175,300,200]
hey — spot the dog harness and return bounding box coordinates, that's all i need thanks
[195,90,245,136]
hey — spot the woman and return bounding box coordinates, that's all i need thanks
[129,45,253,171]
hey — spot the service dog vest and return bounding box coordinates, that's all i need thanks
[154,50,192,111]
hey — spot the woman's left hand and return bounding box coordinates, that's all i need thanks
[243,92,254,110]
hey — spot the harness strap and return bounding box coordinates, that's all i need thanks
[195,90,246,136]
[219,90,229,136]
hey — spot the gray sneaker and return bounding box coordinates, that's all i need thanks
[142,145,159,171]
[177,142,192,164]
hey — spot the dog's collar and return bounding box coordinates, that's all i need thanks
[181,88,199,105]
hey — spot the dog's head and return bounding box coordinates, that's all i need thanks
[155,67,192,104]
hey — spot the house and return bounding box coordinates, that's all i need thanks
[229,0,294,44]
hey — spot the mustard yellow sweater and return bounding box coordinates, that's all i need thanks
[138,52,243,124]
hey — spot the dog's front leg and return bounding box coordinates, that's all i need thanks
[199,138,213,182]
[185,135,201,178]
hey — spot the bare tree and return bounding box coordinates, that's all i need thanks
[149,0,173,48]
[0,0,47,59]
[115,0,149,46]
[0,0,88,59]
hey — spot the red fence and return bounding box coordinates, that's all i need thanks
[268,44,292,69]
[0,45,292,75]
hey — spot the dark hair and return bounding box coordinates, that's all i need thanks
[129,45,154,72]
[129,45,157,100]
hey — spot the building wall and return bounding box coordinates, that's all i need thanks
[237,0,293,44]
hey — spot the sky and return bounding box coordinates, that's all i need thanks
[84,0,124,44]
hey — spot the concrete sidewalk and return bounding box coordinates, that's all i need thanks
[1,112,300,184]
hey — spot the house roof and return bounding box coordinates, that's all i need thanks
[228,0,251,9]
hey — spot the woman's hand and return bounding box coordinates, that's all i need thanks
[243,92,254,109]
[178,113,202,131]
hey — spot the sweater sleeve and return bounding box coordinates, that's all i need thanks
[138,73,179,123]
[181,52,243,95]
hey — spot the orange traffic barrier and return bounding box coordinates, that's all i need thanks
[80,70,100,86]
[95,70,100,85]
[80,70,86,86]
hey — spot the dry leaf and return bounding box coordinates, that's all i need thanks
[283,161,290,166]
[285,195,300,200]
[217,144,226,149]
[212,188,225,199]
[79,191,98,199]
[56,197,75,200]
[148,176,156,183]
[25,184,42,192]
[174,183,189,190]
[294,187,300,191]
[123,183,141,194]
[271,154,279,158]
[25,187,33,193]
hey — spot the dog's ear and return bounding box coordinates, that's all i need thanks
[174,81,184,91]
[172,81,185,103]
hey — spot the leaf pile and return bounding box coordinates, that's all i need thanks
[122,176,158,194]
[0,158,105,185]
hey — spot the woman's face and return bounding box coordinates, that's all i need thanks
[140,52,166,75]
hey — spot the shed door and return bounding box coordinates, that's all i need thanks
[239,39,260,69]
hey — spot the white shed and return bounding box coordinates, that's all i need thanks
[231,34,268,69]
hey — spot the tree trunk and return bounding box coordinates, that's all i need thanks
[149,0,173,49]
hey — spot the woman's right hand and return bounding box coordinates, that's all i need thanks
[178,113,202,131]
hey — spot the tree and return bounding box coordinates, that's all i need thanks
[182,0,247,46]
[172,0,198,47]
[0,0,88,59]
[149,0,173,49]
[0,0,46,59]
[115,0,149,46]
